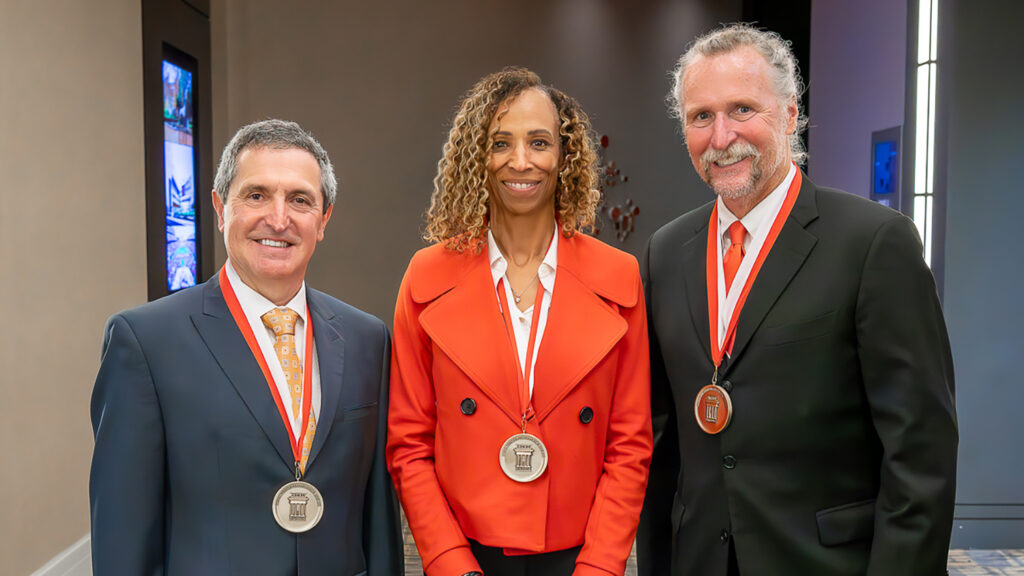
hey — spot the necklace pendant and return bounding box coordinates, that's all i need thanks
[514,295,522,303]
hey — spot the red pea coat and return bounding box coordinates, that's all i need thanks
[387,232,653,576]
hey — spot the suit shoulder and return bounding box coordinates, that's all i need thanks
[308,288,386,334]
[816,186,906,225]
[112,282,204,326]
[812,186,915,244]
[649,200,714,249]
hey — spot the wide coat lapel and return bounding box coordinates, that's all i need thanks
[305,289,345,468]
[531,234,631,421]
[418,250,523,426]
[191,274,294,469]
[725,172,820,370]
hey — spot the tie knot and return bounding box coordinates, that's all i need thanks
[727,221,747,248]
[261,307,298,336]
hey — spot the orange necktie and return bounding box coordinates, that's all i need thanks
[261,307,317,474]
[723,221,747,292]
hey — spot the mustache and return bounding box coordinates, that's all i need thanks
[699,141,761,173]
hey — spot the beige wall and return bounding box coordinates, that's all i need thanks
[0,0,147,573]
[212,0,740,324]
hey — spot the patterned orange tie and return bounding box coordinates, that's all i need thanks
[723,221,747,292]
[261,307,316,475]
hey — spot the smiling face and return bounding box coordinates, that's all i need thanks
[681,46,798,206]
[213,146,332,303]
[486,88,562,223]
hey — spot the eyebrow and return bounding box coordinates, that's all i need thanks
[491,129,555,137]
[238,183,317,196]
[238,183,270,195]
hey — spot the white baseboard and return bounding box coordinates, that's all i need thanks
[30,534,91,576]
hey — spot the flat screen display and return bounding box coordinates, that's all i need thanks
[162,60,197,291]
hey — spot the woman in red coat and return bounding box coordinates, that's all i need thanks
[387,67,652,576]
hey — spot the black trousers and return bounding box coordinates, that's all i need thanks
[469,540,582,576]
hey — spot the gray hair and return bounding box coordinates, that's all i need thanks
[668,23,808,165]
[213,119,337,209]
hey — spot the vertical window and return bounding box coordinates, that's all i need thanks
[913,0,939,265]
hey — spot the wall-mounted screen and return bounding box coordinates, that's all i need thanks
[162,60,197,291]
[870,126,901,211]
[144,4,212,302]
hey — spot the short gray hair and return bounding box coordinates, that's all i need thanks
[669,23,808,165]
[213,119,337,209]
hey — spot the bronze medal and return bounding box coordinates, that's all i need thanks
[499,433,548,482]
[694,384,732,435]
[272,480,324,533]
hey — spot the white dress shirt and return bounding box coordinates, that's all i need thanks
[716,163,797,350]
[225,261,322,439]
[488,226,558,399]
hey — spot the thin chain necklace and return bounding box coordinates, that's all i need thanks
[509,274,539,304]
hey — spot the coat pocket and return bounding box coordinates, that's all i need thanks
[760,310,837,347]
[337,402,377,423]
[816,498,875,546]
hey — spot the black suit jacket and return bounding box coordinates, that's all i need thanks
[637,173,957,576]
[90,274,403,576]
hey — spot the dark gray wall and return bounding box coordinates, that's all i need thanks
[211,0,741,325]
[808,0,907,198]
[809,0,1024,548]
[942,0,1024,548]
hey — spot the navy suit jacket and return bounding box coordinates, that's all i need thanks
[90,274,402,576]
[637,173,957,576]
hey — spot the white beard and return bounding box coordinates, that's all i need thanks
[696,133,787,201]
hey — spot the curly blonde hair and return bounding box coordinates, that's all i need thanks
[424,67,600,252]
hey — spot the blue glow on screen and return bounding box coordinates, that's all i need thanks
[873,141,897,197]
[162,61,197,291]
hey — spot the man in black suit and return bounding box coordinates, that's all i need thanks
[637,24,957,576]
[90,119,402,575]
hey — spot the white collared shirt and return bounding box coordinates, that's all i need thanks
[716,163,797,350]
[488,226,558,399]
[225,261,322,439]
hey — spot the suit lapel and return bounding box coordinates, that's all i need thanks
[306,290,344,468]
[191,275,294,469]
[531,265,628,422]
[726,174,820,370]
[419,252,523,425]
[681,216,714,365]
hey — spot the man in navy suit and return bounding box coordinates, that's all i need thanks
[637,24,957,576]
[90,119,402,575]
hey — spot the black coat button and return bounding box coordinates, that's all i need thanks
[460,398,477,415]
[721,380,733,393]
[579,407,594,424]
[720,529,731,543]
[722,455,737,469]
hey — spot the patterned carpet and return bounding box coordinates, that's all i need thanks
[402,522,1023,575]
[948,549,1024,575]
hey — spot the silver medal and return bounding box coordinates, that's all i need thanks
[272,480,324,533]
[499,433,548,483]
